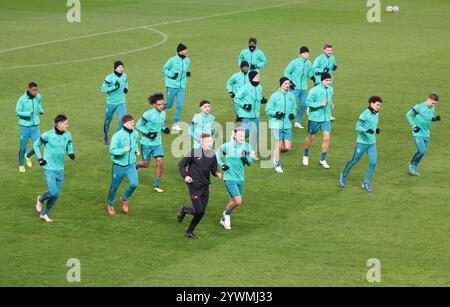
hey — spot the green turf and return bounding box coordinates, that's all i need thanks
[0,0,449,286]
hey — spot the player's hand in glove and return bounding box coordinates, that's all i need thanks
[275,112,285,119]
[366,129,375,134]
[229,92,235,99]
[69,154,75,160]
[170,73,179,79]
[413,127,421,133]
[163,127,171,134]
[261,97,268,104]
[221,164,230,171]
[289,114,295,120]
[38,159,47,166]
[243,104,252,111]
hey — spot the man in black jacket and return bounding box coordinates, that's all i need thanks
[177,133,222,239]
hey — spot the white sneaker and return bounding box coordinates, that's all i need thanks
[331,116,336,121]
[294,122,304,129]
[275,165,284,173]
[220,213,231,230]
[172,124,183,133]
[25,155,32,168]
[19,166,26,173]
[40,214,53,223]
[36,195,42,213]
[302,156,309,166]
[319,160,330,169]
[250,150,259,160]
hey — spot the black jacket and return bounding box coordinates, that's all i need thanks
[179,148,219,188]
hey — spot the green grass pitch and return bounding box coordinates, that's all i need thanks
[0,0,449,286]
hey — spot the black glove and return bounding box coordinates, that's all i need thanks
[332,64,337,71]
[435,115,441,121]
[366,129,375,134]
[275,112,285,119]
[163,127,171,134]
[261,97,268,104]
[243,104,252,111]
[376,128,380,135]
[229,92,235,99]
[413,127,421,133]
[290,82,296,90]
[250,64,257,70]
[170,73,179,79]
[235,117,243,123]
[123,88,128,94]
[241,150,251,166]
[221,164,230,171]
[186,71,191,77]
[323,67,329,73]
[68,154,75,160]
[115,81,120,89]
[38,159,47,166]
[311,76,316,83]
[147,132,158,139]
[289,114,295,120]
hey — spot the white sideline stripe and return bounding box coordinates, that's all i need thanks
[0,1,303,53]
[0,27,168,70]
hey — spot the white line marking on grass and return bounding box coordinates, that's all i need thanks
[0,27,168,70]
[0,1,304,56]
[0,1,304,70]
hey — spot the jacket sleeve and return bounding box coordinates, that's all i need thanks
[290,96,297,116]
[406,107,418,127]
[38,97,44,114]
[258,50,268,69]
[226,74,236,93]
[136,116,149,135]
[178,152,192,178]
[16,97,31,118]
[124,75,129,91]
[101,75,117,93]
[235,87,247,107]
[66,133,74,155]
[307,62,314,79]
[33,133,47,160]
[355,115,367,133]
[284,60,294,80]
[265,94,277,117]
[210,154,219,176]
[237,50,245,66]
[109,134,124,156]
[162,58,174,77]
[312,57,324,77]
[215,145,226,167]
[306,89,322,108]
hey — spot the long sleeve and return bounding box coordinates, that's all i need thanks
[306,90,322,108]
[226,74,236,93]
[284,61,294,80]
[265,94,277,117]
[38,99,44,114]
[15,98,31,118]
[162,58,173,77]
[235,87,247,107]
[66,134,74,155]
[215,146,225,167]
[406,108,417,127]
[33,135,45,160]
[136,116,149,135]
[258,50,268,69]
[355,117,367,133]
[237,50,245,66]
[101,76,116,93]
[178,150,192,178]
[210,154,219,176]
[109,134,124,156]
[312,56,324,76]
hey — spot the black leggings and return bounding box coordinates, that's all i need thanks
[183,186,209,233]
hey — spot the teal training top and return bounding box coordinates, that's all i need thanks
[136,108,166,146]
[109,128,139,166]
[356,108,379,145]
[265,88,297,129]
[235,82,263,119]
[237,47,267,72]
[226,71,248,95]
[16,92,44,127]
[306,84,334,122]
[188,112,216,139]
[312,52,337,83]
[284,57,314,91]
[216,140,253,181]
[33,128,74,171]
[101,72,128,105]
[162,54,191,89]
[406,101,437,138]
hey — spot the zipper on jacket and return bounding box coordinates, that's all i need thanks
[128,133,132,165]
[180,58,184,88]
[31,98,35,126]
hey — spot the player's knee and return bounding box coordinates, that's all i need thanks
[48,191,59,199]
[129,180,139,189]
[234,198,242,206]
[155,158,163,166]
